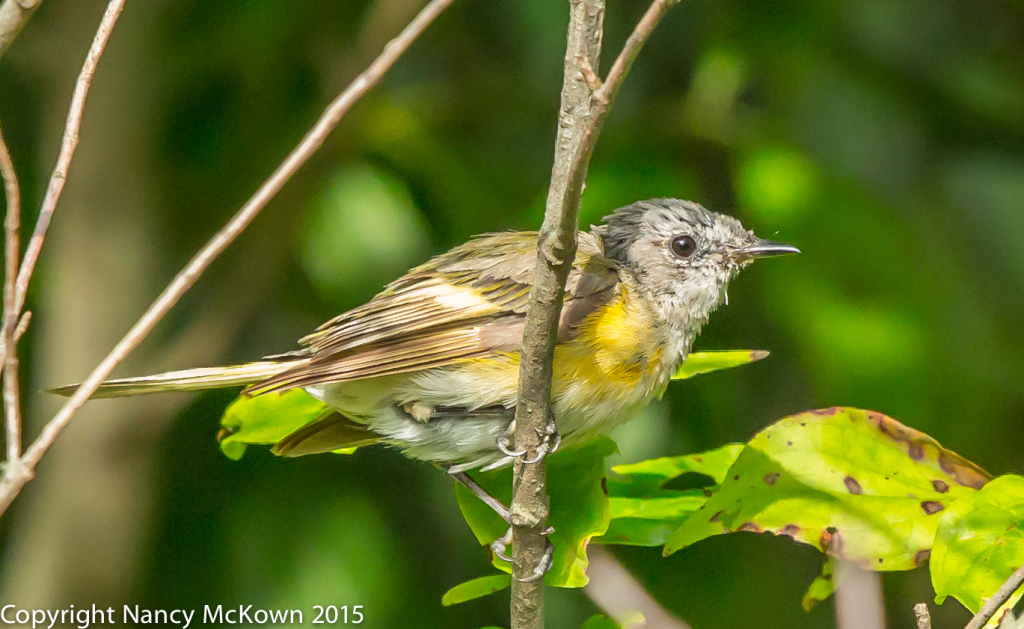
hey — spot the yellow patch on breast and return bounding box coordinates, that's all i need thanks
[555,290,663,391]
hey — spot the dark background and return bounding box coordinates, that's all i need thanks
[1,0,1022,627]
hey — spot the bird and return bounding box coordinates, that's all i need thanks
[53,198,797,576]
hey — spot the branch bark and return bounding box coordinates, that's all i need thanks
[509,1,677,627]
[0,0,41,60]
[914,603,931,629]
[965,565,1024,629]
[509,2,604,626]
[0,0,456,517]
[1,125,21,467]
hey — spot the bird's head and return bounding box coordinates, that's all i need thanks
[594,198,798,338]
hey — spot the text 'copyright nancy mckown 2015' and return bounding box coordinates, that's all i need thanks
[1,604,365,627]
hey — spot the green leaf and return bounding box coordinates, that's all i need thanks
[671,350,768,380]
[600,491,708,546]
[580,612,645,629]
[441,574,511,606]
[599,444,743,546]
[801,557,840,611]
[455,438,616,588]
[218,389,330,460]
[930,474,1024,613]
[612,443,744,485]
[664,407,990,571]
[580,616,619,629]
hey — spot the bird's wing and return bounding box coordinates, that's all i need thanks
[248,231,619,394]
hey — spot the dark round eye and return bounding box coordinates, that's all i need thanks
[670,235,697,258]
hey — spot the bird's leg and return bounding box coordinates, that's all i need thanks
[447,467,554,577]
[448,470,509,522]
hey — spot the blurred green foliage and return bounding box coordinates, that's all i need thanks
[2,0,1024,627]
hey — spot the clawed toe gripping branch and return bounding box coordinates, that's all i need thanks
[497,414,561,463]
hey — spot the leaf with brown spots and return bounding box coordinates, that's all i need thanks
[663,407,990,572]
[930,474,1024,615]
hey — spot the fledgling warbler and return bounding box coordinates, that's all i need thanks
[55,199,797,473]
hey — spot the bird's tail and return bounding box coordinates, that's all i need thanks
[48,360,305,399]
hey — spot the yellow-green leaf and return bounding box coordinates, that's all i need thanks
[218,389,331,460]
[801,557,840,611]
[612,444,744,485]
[441,574,511,606]
[664,407,989,571]
[671,350,769,380]
[930,474,1024,614]
[580,616,620,629]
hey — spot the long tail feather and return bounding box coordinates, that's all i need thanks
[48,360,307,399]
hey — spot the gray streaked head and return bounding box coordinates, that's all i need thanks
[593,198,797,340]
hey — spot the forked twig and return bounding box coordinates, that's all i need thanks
[0,0,457,516]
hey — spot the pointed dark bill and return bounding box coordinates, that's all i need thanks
[740,239,801,259]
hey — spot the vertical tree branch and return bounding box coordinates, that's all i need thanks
[509,2,604,626]
[0,126,22,466]
[509,1,677,627]
[0,0,456,517]
[0,0,41,60]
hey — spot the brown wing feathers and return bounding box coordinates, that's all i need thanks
[248,231,618,395]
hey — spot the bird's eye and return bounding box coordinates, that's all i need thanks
[669,235,697,258]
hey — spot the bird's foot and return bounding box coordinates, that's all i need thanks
[522,413,560,464]
[496,411,560,464]
[496,419,526,458]
[519,539,555,583]
[490,525,556,583]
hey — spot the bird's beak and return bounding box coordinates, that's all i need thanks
[738,239,801,259]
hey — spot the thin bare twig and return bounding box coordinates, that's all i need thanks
[914,603,932,629]
[834,562,885,629]
[11,0,127,324]
[1,125,21,465]
[509,1,676,627]
[0,0,41,59]
[0,0,455,517]
[965,565,1024,629]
